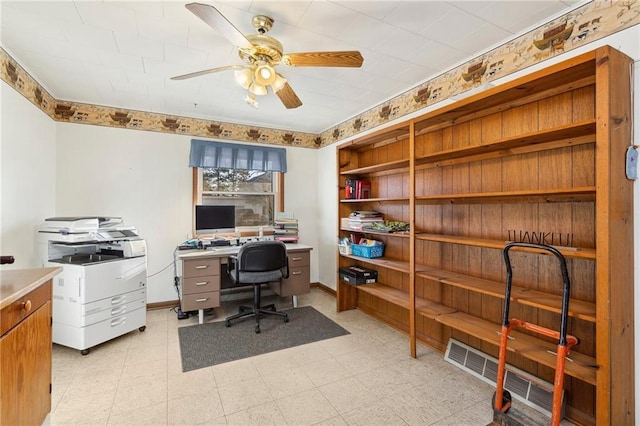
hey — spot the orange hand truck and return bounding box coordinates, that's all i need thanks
[493,242,579,426]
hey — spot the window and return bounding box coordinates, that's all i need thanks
[194,168,282,228]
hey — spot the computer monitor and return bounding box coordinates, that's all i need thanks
[195,205,235,235]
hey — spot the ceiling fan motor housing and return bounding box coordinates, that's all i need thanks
[239,34,283,64]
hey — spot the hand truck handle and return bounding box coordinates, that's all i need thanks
[503,242,572,346]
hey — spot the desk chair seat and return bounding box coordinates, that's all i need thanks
[225,241,289,333]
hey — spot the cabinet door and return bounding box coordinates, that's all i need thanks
[0,302,52,426]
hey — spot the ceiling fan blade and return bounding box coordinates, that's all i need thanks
[282,51,364,68]
[275,82,302,109]
[171,65,242,80]
[185,3,253,49]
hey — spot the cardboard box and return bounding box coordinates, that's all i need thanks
[339,266,378,285]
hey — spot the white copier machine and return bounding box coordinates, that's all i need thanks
[38,217,147,354]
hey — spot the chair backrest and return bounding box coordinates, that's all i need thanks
[236,241,288,273]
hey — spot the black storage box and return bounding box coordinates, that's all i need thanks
[339,266,378,285]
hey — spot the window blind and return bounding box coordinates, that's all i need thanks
[189,139,287,172]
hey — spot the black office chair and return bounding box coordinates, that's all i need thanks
[225,241,289,333]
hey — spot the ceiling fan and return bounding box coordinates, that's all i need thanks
[171,3,364,109]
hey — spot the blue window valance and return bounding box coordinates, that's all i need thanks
[189,140,287,173]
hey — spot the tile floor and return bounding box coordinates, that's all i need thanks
[49,288,557,425]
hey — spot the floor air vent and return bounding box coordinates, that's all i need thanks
[444,339,564,419]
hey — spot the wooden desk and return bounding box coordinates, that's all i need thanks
[1,267,61,426]
[177,244,313,324]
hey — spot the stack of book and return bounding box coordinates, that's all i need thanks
[274,212,299,243]
[345,179,372,199]
[347,211,383,231]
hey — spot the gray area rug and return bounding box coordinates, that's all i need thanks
[178,306,350,372]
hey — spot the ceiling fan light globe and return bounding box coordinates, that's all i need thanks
[271,74,287,92]
[234,68,253,89]
[254,64,276,86]
[249,82,268,96]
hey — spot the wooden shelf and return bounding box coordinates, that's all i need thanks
[415,187,596,205]
[415,233,596,260]
[356,282,457,318]
[416,265,596,322]
[416,298,457,319]
[340,197,410,203]
[339,254,410,273]
[340,159,409,175]
[346,122,410,149]
[358,283,409,309]
[415,120,596,165]
[340,228,410,238]
[435,311,597,385]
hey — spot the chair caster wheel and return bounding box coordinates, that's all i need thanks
[225,321,231,327]
[255,325,260,333]
[284,316,289,323]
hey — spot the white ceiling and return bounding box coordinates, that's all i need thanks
[0,1,581,134]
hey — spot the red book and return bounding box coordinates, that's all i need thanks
[355,180,371,199]
[345,178,358,199]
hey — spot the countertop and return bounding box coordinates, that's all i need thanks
[0,267,62,310]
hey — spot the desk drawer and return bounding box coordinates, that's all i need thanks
[287,251,310,267]
[1,280,51,336]
[181,291,220,311]
[183,276,220,295]
[183,257,220,278]
[273,266,310,297]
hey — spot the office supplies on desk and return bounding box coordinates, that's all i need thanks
[274,211,299,243]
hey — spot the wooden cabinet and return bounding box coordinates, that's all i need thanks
[181,257,220,311]
[1,267,61,426]
[336,46,633,425]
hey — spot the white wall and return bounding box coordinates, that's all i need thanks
[281,144,320,286]
[316,143,338,289]
[55,123,319,303]
[55,124,192,303]
[1,81,56,268]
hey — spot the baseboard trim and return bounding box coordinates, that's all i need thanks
[311,282,336,296]
[147,300,179,311]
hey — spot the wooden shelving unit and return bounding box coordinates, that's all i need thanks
[335,46,634,425]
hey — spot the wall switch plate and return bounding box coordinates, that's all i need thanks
[626,146,638,180]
